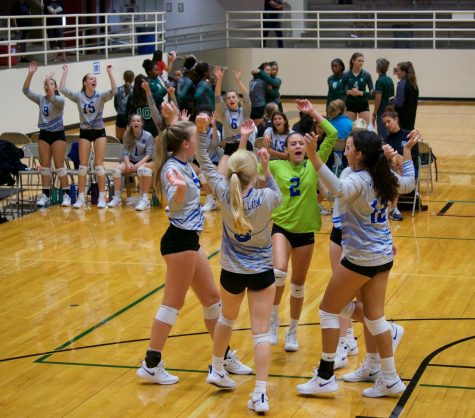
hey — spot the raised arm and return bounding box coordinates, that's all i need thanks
[59,64,68,92]
[106,65,118,95]
[23,60,37,90]
[142,79,163,129]
[213,66,224,98]
[233,68,248,95]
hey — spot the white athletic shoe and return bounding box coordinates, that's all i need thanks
[108,197,122,208]
[36,194,50,208]
[346,336,359,356]
[362,375,406,398]
[97,196,106,209]
[342,363,382,382]
[247,392,269,413]
[284,329,299,352]
[136,360,179,385]
[390,322,404,353]
[334,350,348,370]
[135,197,151,211]
[223,350,253,375]
[61,194,71,207]
[72,195,86,209]
[269,318,279,345]
[126,196,139,206]
[297,372,338,395]
[202,197,217,212]
[165,205,170,212]
[206,365,236,389]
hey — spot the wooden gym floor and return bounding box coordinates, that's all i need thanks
[0,102,474,417]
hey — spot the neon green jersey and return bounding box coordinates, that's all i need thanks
[267,119,337,233]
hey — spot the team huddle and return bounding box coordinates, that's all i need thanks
[22,51,421,414]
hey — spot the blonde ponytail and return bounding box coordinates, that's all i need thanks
[227,150,258,235]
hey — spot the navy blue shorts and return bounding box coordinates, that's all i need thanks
[220,269,275,295]
[340,257,393,279]
[272,223,315,249]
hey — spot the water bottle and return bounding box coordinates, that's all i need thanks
[69,182,77,204]
[58,188,63,204]
[152,191,160,207]
[51,188,58,205]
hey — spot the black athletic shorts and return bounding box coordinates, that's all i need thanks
[250,106,265,120]
[340,257,393,279]
[223,140,254,156]
[80,128,107,142]
[220,268,275,295]
[160,224,200,255]
[329,226,342,246]
[38,129,66,145]
[271,223,315,249]
[346,100,370,114]
[115,114,128,129]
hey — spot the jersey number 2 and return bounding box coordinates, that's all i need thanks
[289,177,301,197]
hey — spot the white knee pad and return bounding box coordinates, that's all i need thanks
[203,301,221,320]
[364,316,389,336]
[78,165,88,176]
[40,167,51,176]
[340,301,356,318]
[57,167,67,178]
[155,305,179,326]
[274,269,287,287]
[95,165,106,176]
[112,168,122,179]
[217,314,234,329]
[198,172,207,185]
[253,332,271,347]
[319,309,340,329]
[290,283,304,299]
[137,166,153,177]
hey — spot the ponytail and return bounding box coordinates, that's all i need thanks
[351,130,398,204]
[226,150,258,235]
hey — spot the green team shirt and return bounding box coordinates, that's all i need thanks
[327,74,346,106]
[266,119,337,233]
[148,77,168,108]
[344,69,374,104]
[374,74,394,115]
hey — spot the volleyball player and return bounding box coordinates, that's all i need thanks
[268,100,337,352]
[108,114,154,211]
[59,64,117,209]
[22,60,70,207]
[297,119,419,398]
[213,66,252,175]
[196,117,281,413]
[137,120,251,386]
[344,52,374,125]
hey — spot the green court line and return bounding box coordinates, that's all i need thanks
[35,250,221,364]
[37,359,314,380]
[448,200,475,204]
[420,383,475,390]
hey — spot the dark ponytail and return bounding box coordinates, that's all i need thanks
[351,130,398,204]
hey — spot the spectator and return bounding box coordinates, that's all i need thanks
[11,0,32,63]
[263,0,284,48]
[43,0,66,62]
[390,61,419,131]
[327,58,346,109]
[372,58,394,138]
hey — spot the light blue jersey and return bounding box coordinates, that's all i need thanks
[215,93,251,144]
[22,88,64,132]
[263,126,292,153]
[122,129,153,163]
[162,157,203,231]
[319,160,415,266]
[60,88,115,129]
[196,134,282,273]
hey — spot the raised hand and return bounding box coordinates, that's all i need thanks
[62,64,68,72]
[404,129,422,149]
[382,144,398,161]
[28,60,38,74]
[257,147,270,168]
[233,68,243,82]
[303,131,318,156]
[240,119,255,137]
[106,64,113,73]
[166,168,187,188]
[141,79,151,94]
[213,66,224,80]
[195,114,209,134]
[296,99,314,115]
[180,108,190,122]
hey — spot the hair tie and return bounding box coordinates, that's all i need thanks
[231,171,237,175]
